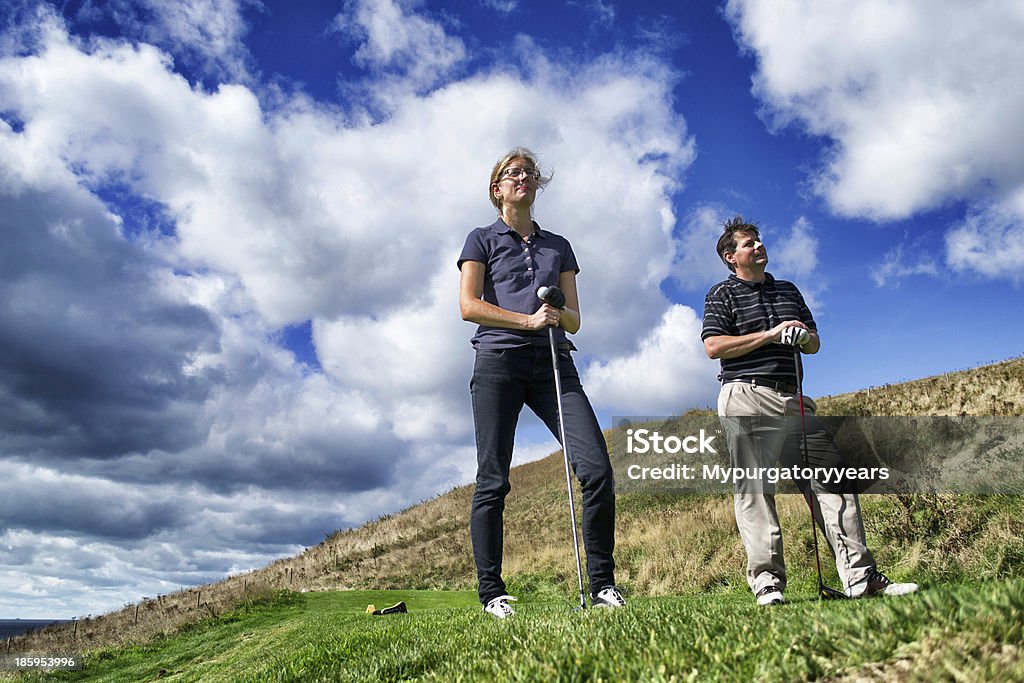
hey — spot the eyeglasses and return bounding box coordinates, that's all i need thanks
[501,166,541,181]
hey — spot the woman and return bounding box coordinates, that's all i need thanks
[457,147,624,618]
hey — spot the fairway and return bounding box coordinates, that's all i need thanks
[23,580,1024,682]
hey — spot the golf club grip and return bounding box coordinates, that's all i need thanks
[537,285,566,309]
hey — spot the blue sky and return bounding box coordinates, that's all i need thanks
[1,0,1022,618]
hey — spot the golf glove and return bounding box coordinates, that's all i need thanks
[780,326,810,347]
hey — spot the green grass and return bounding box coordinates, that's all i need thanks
[24,580,1024,682]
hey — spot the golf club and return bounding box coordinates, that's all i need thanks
[793,349,848,601]
[537,285,587,612]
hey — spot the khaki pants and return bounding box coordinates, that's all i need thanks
[718,382,875,594]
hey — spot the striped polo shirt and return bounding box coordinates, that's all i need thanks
[701,273,815,383]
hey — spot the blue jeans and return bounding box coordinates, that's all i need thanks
[469,346,616,604]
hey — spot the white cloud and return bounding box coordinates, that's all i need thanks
[66,0,255,82]
[871,243,939,287]
[314,264,473,443]
[584,305,718,415]
[480,0,518,14]
[333,0,467,101]
[945,197,1024,284]
[135,0,254,81]
[570,0,616,28]
[0,458,311,610]
[770,216,825,313]
[771,216,817,277]
[672,205,732,290]
[726,0,1024,282]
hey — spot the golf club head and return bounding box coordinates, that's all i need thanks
[819,584,848,601]
[570,605,585,613]
[536,285,566,309]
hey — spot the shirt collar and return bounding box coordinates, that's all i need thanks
[728,272,775,289]
[491,217,546,239]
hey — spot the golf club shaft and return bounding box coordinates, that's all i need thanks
[794,351,834,598]
[549,326,587,611]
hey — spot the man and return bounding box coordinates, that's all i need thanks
[701,216,917,605]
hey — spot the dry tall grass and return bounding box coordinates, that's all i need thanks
[10,357,1024,654]
[818,356,1024,417]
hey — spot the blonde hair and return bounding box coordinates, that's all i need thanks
[488,147,552,212]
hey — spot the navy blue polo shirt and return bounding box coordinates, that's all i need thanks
[701,273,815,382]
[457,218,579,349]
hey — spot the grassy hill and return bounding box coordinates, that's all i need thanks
[815,356,1024,417]
[8,357,1024,679]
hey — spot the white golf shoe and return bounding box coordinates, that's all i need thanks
[591,586,626,608]
[846,568,918,598]
[483,595,517,619]
[755,586,785,606]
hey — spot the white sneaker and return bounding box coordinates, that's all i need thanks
[846,568,918,598]
[483,595,517,619]
[591,586,626,608]
[755,586,785,606]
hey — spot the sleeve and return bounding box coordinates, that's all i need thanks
[457,228,488,271]
[701,285,733,340]
[561,239,580,274]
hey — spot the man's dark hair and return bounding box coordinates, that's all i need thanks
[716,215,761,272]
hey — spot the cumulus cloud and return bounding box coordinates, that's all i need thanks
[945,197,1024,284]
[725,0,1024,282]
[72,0,255,82]
[672,205,732,290]
[0,174,220,462]
[0,485,320,618]
[0,464,182,539]
[767,216,825,312]
[332,0,467,107]
[0,1,697,617]
[771,216,817,277]
[583,306,718,415]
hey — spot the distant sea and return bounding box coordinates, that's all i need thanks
[0,619,69,639]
